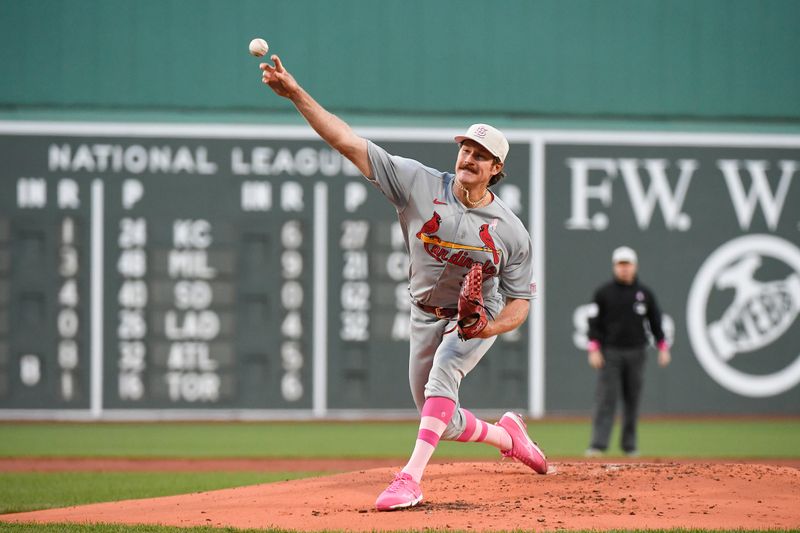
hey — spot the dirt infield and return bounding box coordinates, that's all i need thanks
[2,460,799,531]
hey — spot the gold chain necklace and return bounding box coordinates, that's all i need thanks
[455,179,489,208]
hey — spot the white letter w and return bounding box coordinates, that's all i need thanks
[619,158,697,231]
[718,159,796,231]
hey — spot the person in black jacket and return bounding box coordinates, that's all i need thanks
[585,246,671,457]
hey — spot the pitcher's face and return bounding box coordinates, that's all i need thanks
[455,140,503,187]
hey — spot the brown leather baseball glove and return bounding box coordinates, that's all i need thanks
[457,263,491,341]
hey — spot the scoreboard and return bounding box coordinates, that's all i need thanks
[0,122,534,418]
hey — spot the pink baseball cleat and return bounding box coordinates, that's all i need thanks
[497,412,548,474]
[375,472,423,511]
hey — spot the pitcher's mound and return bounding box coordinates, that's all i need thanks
[2,462,799,531]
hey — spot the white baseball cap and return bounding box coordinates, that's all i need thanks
[612,246,638,264]
[455,124,510,162]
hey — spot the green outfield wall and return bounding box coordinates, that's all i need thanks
[1,0,799,125]
[1,123,798,419]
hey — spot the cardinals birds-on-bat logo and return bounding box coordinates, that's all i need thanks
[416,211,442,239]
[415,211,501,266]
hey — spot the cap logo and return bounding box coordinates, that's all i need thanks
[473,126,488,138]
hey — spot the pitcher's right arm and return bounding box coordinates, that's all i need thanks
[260,55,371,178]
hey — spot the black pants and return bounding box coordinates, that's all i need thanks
[589,346,646,453]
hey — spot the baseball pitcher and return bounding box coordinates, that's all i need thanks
[259,55,547,511]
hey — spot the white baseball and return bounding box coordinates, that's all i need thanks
[249,38,269,57]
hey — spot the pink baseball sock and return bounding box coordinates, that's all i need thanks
[456,408,512,451]
[401,396,456,483]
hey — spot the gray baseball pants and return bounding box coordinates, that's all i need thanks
[408,303,497,440]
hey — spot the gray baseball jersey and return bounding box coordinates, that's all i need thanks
[366,141,537,312]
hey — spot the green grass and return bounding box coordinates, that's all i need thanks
[0,471,319,514]
[1,419,798,459]
[0,421,422,458]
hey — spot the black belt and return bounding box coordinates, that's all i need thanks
[415,301,458,319]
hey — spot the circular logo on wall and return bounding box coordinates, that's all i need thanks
[687,234,800,397]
